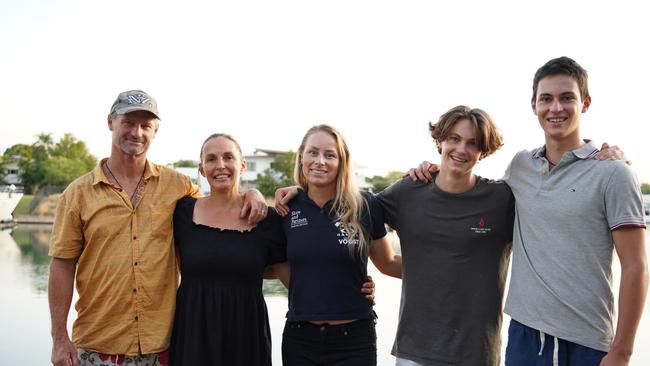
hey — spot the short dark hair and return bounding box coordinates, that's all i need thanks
[532,56,589,102]
[429,105,503,159]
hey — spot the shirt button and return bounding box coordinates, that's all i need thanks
[133,236,137,240]
[134,262,138,266]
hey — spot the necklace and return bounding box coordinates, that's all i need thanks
[105,161,144,203]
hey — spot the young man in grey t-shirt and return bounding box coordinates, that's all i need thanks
[379,105,514,366]
[503,57,647,366]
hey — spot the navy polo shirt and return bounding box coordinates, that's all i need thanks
[282,190,387,321]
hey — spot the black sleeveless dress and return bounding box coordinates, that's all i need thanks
[169,197,286,365]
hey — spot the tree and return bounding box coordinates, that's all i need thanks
[256,152,296,197]
[41,156,93,187]
[642,183,650,195]
[172,160,199,168]
[51,133,97,168]
[3,143,33,158]
[365,171,403,193]
[3,133,97,193]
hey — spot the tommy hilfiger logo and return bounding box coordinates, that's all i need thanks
[470,217,492,234]
[290,210,308,228]
[334,221,360,246]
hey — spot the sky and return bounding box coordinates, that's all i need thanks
[1,0,649,183]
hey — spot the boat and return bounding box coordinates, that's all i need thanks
[0,185,23,224]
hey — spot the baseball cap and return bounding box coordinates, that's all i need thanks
[110,90,160,119]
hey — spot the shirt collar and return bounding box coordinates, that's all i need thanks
[296,188,334,211]
[91,158,159,186]
[532,139,599,161]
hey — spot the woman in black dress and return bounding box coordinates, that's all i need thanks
[169,134,286,365]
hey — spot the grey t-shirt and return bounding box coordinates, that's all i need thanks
[377,175,514,366]
[503,142,646,351]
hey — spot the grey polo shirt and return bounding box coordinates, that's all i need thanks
[503,141,646,351]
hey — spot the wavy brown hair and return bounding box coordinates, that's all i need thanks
[429,105,503,159]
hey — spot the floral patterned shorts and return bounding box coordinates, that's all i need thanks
[77,348,169,366]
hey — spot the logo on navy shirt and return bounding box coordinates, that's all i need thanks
[470,217,492,234]
[290,210,308,228]
[335,221,360,246]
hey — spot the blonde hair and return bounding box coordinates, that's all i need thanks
[294,125,369,257]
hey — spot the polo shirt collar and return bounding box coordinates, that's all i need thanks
[532,139,599,161]
[92,158,159,186]
[297,188,335,211]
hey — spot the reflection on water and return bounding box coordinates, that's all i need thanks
[1,227,649,365]
[0,226,56,366]
[263,278,288,296]
[9,226,51,294]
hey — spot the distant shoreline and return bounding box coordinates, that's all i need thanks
[13,215,54,225]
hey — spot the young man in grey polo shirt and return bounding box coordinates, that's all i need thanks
[503,57,648,366]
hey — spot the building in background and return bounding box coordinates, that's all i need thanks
[241,149,289,190]
[2,156,22,185]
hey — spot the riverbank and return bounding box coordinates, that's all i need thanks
[0,218,52,230]
[12,215,54,225]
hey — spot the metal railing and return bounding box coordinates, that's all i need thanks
[1,185,25,194]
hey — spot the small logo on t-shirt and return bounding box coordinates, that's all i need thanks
[334,221,360,246]
[470,217,492,234]
[290,210,308,228]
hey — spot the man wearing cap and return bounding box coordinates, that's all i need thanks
[47,90,268,366]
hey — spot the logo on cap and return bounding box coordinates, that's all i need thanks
[127,94,151,105]
[110,89,160,119]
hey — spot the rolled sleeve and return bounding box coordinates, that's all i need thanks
[49,190,83,259]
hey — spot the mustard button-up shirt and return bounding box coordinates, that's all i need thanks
[49,159,199,355]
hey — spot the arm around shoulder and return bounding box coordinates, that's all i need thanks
[241,188,268,224]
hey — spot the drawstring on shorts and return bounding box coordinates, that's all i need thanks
[538,330,559,366]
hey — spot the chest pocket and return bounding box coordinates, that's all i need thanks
[144,201,176,236]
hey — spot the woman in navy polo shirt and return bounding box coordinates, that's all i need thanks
[269,124,403,365]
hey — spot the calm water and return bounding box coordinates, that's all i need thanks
[1,225,649,366]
